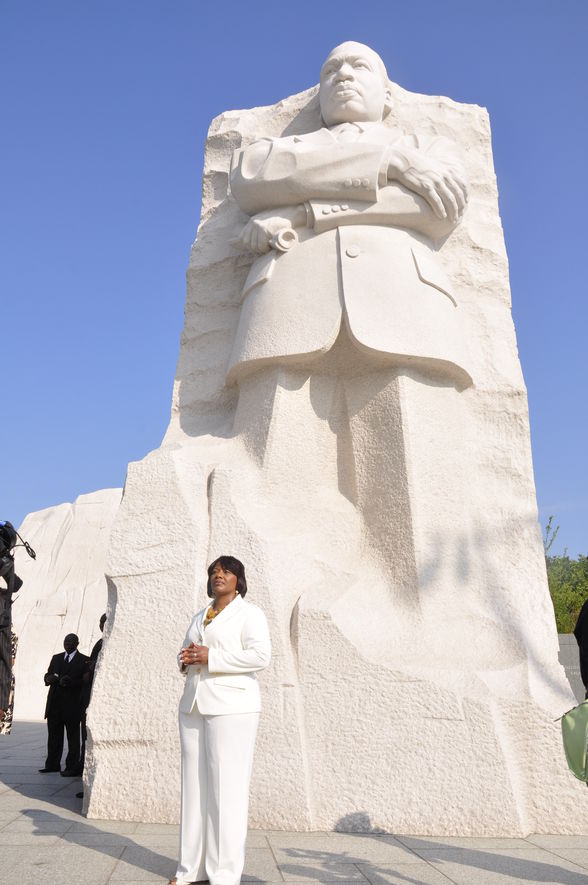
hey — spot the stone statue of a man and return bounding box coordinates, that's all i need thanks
[226,42,472,600]
[228,41,471,386]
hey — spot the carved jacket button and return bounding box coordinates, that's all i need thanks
[345,246,360,258]
[352,178,360,187]
[361,177,370,187]
[344,178,352,188]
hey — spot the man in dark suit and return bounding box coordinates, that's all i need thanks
[79,613,106,770]
[39,633,89,775]
[574,601,588,699]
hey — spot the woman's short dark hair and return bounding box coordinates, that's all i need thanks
[207,555,248,598]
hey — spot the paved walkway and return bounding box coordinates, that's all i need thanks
[1,721,588,884]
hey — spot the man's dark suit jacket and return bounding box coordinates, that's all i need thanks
[80,637,103,711]
[44,650,89,720]
[574,601,588,694]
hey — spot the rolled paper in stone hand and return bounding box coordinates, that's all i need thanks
[270,227,298,252]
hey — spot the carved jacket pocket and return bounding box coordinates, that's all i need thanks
[242,252,276,297]
[411,247,456,306]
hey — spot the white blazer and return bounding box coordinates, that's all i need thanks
[179,594,271,716]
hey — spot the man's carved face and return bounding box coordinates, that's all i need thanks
[319,42,391,127]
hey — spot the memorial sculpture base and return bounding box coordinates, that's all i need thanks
[85,439,585,835]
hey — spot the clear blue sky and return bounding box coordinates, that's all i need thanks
[2,1,587,556]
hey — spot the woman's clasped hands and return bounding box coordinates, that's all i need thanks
[180,641,208,666]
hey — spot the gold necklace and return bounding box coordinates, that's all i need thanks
[204,593,238,628]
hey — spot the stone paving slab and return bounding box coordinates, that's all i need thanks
[527,834,588,848]
[272,843,420,868]
[134,823,179,834]
[243,831,271,848]
[358,864,454,885]
[109,844,177,881]
[539,848,588,870]
[0,843,123,883]
[395,835,534,850]
[65,830,136,846]
[67,818,143,833]
[3,719,588,884]
[279,867,368,881]
[241,847,282,881]
[2,772,67,783]
[406,846,588,884]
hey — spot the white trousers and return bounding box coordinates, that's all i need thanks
[175,708,260,885]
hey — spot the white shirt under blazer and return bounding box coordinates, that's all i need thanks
[179,594,271,717]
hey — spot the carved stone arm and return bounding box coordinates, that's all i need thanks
[309,183,457,241]
[230,138,388,216]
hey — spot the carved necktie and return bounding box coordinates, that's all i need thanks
[335,123,361,143]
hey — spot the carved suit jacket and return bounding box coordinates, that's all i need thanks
[228,122,472,386]
[179,594,271,717]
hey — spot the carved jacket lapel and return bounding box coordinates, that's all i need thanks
[292,127,338,146]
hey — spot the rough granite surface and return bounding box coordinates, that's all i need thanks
[13,488,121,720]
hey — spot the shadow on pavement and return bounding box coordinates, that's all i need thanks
[22,808,176,880]
[279,813,588,885]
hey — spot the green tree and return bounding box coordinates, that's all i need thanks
[544,517,588,633]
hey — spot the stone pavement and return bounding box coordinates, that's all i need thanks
[2,722,588,884]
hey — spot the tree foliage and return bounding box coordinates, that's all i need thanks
[544,517,588,633]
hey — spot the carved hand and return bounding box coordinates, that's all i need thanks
[237,205,307,254]
[386,149,468,224]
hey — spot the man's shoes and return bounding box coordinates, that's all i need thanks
[38,767,61,773]
[60,769,81,777]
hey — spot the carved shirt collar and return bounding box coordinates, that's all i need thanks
[329,120,381,138]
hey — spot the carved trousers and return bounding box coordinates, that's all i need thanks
[232,330,470,615]
[175,708,259,885]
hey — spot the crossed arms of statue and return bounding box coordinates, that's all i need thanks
[230,133,468,253]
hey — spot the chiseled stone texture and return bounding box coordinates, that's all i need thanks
[86,78,586,833]
[12,489,121,720]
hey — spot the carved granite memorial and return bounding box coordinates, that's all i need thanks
[13,489,120,720]
[86,42,586,833]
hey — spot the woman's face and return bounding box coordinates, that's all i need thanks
[210,563,238,600]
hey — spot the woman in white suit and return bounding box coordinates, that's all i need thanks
[171,555,271,885]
